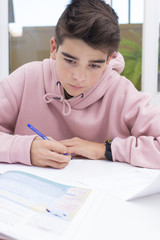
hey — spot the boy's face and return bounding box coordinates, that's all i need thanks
[50,37,109,97]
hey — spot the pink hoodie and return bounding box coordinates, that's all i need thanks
[0,52,160,168]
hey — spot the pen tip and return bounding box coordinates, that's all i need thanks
[46,208,51,213]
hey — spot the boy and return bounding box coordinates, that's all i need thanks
[0,0,160,169]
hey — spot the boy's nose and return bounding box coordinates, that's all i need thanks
[72,68,86,82]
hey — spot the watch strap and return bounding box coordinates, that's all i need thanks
[105,139,113,161]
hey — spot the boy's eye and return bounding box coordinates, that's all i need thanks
[64,58,76,64]
[89,64,101,69]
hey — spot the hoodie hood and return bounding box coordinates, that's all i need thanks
[43,52,125,115]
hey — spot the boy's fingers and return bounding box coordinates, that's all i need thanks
[42,138,68,154]
[32,158,69,169]
[46,151,71,163]
[60,137,81,146]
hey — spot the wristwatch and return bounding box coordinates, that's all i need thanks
[105,139,113,161]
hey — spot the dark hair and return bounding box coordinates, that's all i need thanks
[55,0,120,56]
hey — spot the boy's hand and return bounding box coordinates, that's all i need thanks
[61,137,106,160]
[30,137,71,169]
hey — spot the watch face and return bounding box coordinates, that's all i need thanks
[106,139,113,145]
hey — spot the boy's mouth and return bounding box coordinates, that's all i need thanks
[68,84,83,90]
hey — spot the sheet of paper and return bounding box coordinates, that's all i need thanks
[79,165,160,200]
[0,162,73,181]
[1,160,160,202]
[0,170,96,240]
[0,159,132,184]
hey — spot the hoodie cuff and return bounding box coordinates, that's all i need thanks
[10,135,36,165]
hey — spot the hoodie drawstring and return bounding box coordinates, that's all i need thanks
[43,82,71,116]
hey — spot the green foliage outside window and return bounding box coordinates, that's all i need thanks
[119,29,142,91]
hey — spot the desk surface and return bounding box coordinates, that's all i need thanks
[75,190,160,240]
[0,159,160,240]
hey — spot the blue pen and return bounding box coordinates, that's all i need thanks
[27,124,50,140]
[27,124,72,159]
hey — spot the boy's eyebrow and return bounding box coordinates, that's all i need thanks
[61,51,106,63]
[61,52,78,60]
[90,59,106,63]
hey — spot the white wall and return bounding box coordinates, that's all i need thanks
[0,0,9,80]
[142,0,160,105]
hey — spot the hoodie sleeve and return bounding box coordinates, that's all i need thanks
[111,81,160,169]
[0,66,35,165]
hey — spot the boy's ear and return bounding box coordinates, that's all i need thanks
[50,37,57,60]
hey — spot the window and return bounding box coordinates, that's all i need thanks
[111,0,144,24]
[111,0,144,90]
[112,0,129,24]
[9,0,70,73]
[9,0,144,90]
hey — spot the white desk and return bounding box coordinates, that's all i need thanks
[74,191,160,240]
[0,159,160,240]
